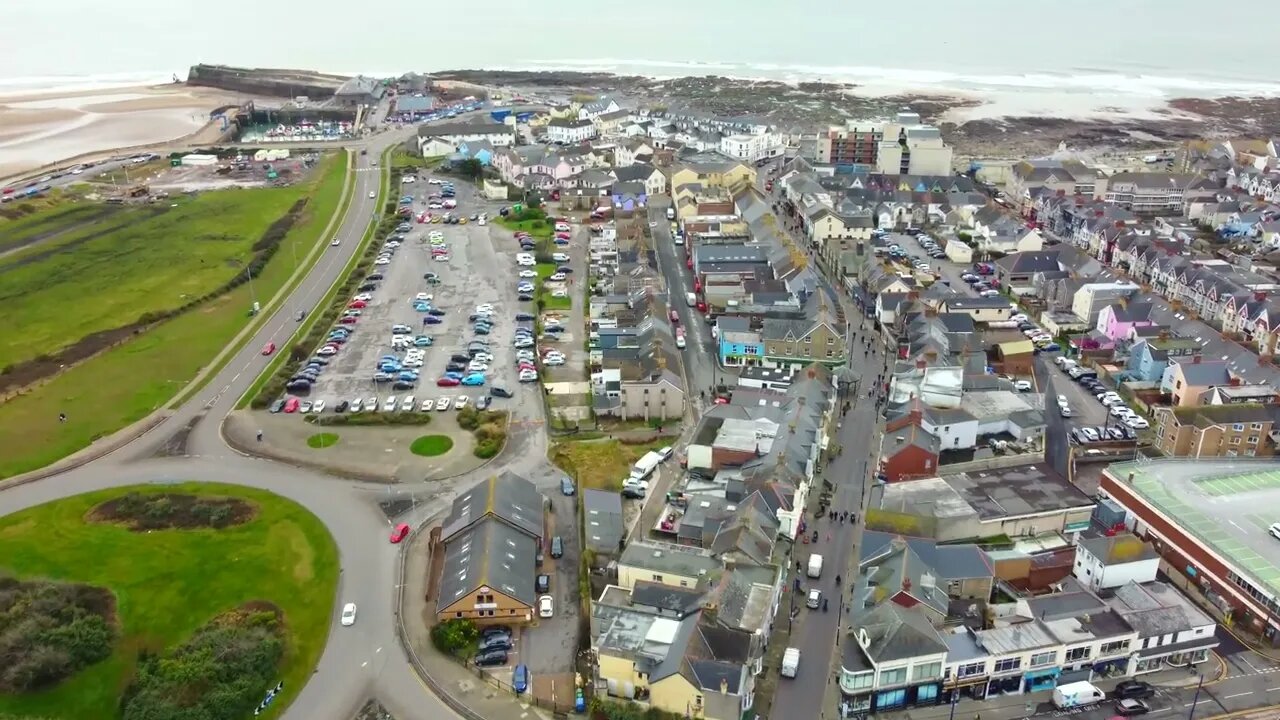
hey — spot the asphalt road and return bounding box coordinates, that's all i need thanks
[645,200,719,403]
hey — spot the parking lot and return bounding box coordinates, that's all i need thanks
[286,174,539,417]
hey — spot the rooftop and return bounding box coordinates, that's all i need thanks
[880,463,1094,522]
[619,542,720,580]
[1105,460,1280,600]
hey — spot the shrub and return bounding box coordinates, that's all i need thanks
[0,578,116,692]
[430,619,478,656]
[308,412,431,427]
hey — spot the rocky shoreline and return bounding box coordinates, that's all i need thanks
[433,69,1277,160]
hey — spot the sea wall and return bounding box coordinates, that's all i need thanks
[187,64,348,99]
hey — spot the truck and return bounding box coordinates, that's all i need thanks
[685,292,697,307]
[807,554,823,578]
[1052,681,1104,709]
[629,451,664,482]
[780,648,800,678]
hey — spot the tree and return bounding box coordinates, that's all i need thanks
[430,619,478,656]
[457,158,483,180]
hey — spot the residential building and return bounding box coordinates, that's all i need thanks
[1006,160,1107,205]
[578,96,622,121]
[1095,301,1157,345]
[1152,403,1280,458]
[938,297,1013,323]
[334,76,384,107]
[760,296,846,369]
[816,111,954,176]
[416,122,516,152]
[716,316,765,367]
[1162,357,1232,406]
[1072,282,1139,325]
[616,139,656,168]
[1124,336,1199,383]
[1104,173,1216,212]
[613,163,667,197]
[1072,534,1160,591]
[838,603,948,715]
[433,472,545,625]
[1104,581,1219,674]
[670,159,757,194]
[1100,459,1280,643]
[583,489,625,555]
[879,414,941,482]
[593,108,631,137]
[546,117,598,144]
[720,133,777,163]
[616,542,721,590]
[995,251,1062,288]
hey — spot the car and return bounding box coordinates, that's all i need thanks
[542,356,565,366]
[390,523,410,543]
[349,398,363,412]
[437,377,460,387]
[434,396,452,411]
[283,397,300,413]
[476,395,492,409]
[299,400,313,413]
[1270,523,1280,541]
[517,282,535,292]
[1081,427,1101,441]
[548,272,567,282]
[1125,416,1150,429]
[454,395,470,409]
[538,595,554,618]
[474,648,508,667]
[478,633,513,652]
[1114,699,1151,716]
[262,342,276,355]
[269,398,286,413]
[519,369,538,382]
[424,315,443,325]
[492,386,514,398]
[518,269,538,278]
[1013,380,1032,392]
[1116,681,1157,696]
[462,373,486,386]
[341,602,358,626]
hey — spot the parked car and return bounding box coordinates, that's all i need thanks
[390,523,410,543]
[474,648,508,667]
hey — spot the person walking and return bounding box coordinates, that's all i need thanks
[256,429,264,442]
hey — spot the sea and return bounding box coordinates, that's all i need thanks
[3,0,1280,118]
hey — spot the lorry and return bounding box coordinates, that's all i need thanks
[807,553,823,578]
[780,648,800,678]
[1052,681,1105,709]
[629,451,664,482]
[685,292,697,307]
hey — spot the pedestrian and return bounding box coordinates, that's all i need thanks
[256,429,263,442]
[58,412,67,423]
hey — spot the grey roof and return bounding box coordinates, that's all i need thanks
[419,122,512,138]
[860,531,993,580]
[619,542,720,580]
[1078,534,1158,565]
[393,95,434,113]
[630,580,705,617]
[437,516,538,611]
[583,489,625,554]
[612,164,658,184]
[336,76,382,97]
[854,602,948,664]
[997,251,1062,275]
[441,471,544,543]
[1171,359,1231,386]
[694,244,769,264]
[942,297,1013,311]
[1106,581,1217,640]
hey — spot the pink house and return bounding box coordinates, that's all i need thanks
[1095,300,1156,346]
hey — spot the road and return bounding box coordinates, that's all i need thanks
[645,199,720,405]
[0,109,478,720]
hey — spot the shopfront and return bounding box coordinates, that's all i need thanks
[986,672,1024,697]
[871,682,943,712]
[1022,667,1060,693]
[942,676,989,704]
[1134,640,1216,674]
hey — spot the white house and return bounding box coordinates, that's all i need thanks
[615,139,655,168]
[578,97,621,121]
[417,136,455,158]
[1071,534,1159,591]
[417,122,515,150]
[1104,581,1219,674]
[546,118,597,145]
[720,133,777,163]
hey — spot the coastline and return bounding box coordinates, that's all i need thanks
[0,84,244,179]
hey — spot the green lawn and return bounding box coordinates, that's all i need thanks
[535,262,573,311]
[551,439,668,491]
[0,483,339,720]
[306,432,340,448]
[409,434,454,456]
[0,173,337,371]
[0,155,350,479]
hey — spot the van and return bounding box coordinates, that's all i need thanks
[781,648,800,678]
[1053,681,1105,709]
[807,554,823,578]
[550,536,564,558]
[686,292,697,307]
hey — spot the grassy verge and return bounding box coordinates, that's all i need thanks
[171,152,357,408]
[409,435,454,456]
[0,483,339,720]
[306,432,340,448]
[550,439,668,491]
[240,147,391,408]
[0,156,348,479]
[535,262,573,311]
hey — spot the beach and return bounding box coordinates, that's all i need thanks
[0,84,244,179]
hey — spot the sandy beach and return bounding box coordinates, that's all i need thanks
[0,84,244,180]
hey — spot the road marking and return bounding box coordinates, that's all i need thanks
[1268,687,1280,692]
[1184,699,1212,706]
[1223,691,1253,699]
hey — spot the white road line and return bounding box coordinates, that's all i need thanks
[1184,699,1212,706]
[1223,691,1254,699]
[1268,687,1280,692]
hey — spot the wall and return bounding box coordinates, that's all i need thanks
[438,587,532,624]
[617,563,702,591]
[1073,550,1160,591]
[649,673,703,718]
[922,418,978,451]
[598,653,647,699]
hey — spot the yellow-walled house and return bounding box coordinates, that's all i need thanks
[670,160,757,195]
[617,542,721,590]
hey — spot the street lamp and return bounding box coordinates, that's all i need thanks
[1187,673,1204,720]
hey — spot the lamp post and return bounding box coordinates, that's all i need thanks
[947,684,960,720]
[1187,673,1204,720]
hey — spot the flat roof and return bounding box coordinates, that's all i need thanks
[881,462,1094,522]
[1106,460,1280,599]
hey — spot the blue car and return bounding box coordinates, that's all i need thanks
[444,371,465,380]
[474,326,491,335]
[513,664,529,694]
[413,304,430,312]
[414,336,433,346]
[398,371,419,382]
[424,315,443,325]
[461,373,486,386]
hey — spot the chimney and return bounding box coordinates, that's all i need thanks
[916,358,927,370]
[1193,354,1202,364]
[1229,376,1241,386]
[1255,291,1268,302]
[1158,329,1169,342]
[720,677,730,695]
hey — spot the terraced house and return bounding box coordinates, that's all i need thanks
[760,297,846,369]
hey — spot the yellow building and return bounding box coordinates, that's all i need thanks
[617,542,721,590]
[670,161,757,195]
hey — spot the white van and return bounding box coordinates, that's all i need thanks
[807,554,823,578]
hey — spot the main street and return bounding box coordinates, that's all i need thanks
[647,198,719,404]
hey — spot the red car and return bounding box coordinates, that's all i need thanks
[686,257,693,269]
[338,316,358,325]
[669,310,680,324]
[390,523,410,544]
[555,232,570,240]
[283,397,300,413]
[349,300,367,308]
[262,342,276,356]
[436,377,461,387]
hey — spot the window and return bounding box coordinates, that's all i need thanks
[844,671,874,691]
[1251,422,1264,430]
[651,574,664,583]
[913,662,941,681]
[1099,640,1130,656]
[993,657,1020,673]
[956,662,986,679]
[1233,423,1245,431]
[1248,436,1259,444]
[878,667,907,686]
[1030,651,1056,668]
[1230,437,1241,445]
[1065,646,1091,662]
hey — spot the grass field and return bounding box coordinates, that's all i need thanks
[551,439,668,491]
[306,432,340,448]
[0,155,349,479]
[0,176,333,371]
[409,434,454,456]
[0,483,339,720]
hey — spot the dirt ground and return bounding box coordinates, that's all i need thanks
[224,409,488,483]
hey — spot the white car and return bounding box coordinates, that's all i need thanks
[538,595,554,618]
[455,395,470,409]
[1125,416,1150,429]
[543,317,562,327]
[468,363,489,372]
[341,603,357,626]
[552,253,570,262]
[1056,394,1069,406]
[473,352,494,363]
[331,238,341,246]
[1080,427,1101,441]
[1110,405,1132,418]
[415,293,433,302]
[421,399,433,411]
[312,400,326,413]
[402,395,416,410]
[519,369,539,382]
[436,397,452,411]
[475,304,494,313]
[548,272,567,282]
[402,176,415,184]
[374,257,391,265]
[349,398,363,412]
[543,356,565,366]
[519,269,538,278]
[514,339,534,348]
[434,254,450,262]
[478,217,486,226]
[355,293,373,301]
[368,191,376,199]
[1013,380,1032,392]
[384,396,398,412]
[551,289,569,298]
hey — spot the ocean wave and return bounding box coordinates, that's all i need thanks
[513,58,1280,98]
[0,71,178,97]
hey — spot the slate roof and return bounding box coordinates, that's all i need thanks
[1172,359,1232,386]
[437,516,538,612]
[853,602,948,663]
[583,489,625,554]
[631,581,705,617]
[997,251,1062,275]
[1105,581,1217,639]
[419,122,511,138]
[441,471,544,543]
